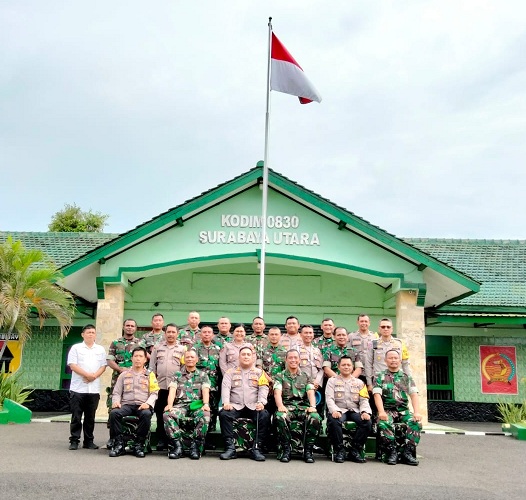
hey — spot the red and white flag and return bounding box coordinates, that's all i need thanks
[270,33,322,104]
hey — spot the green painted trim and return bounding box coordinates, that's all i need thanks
[94,251,427,298]
[60,166,479,297]
[61,169,263,276]
[428,315,526,325]
[267,171,480,292]
[435,305,526,314]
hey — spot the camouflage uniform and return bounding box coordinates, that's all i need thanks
[323,344,363,375]
[214,333,233,348]
[273,369,322,457]
[372,368,421,457]
[365,337,411,388]
[247,333,270,363]
[177,326,201,348]
[163,367,210,445]
[106,336,141,411]
[313,335,334,355]
[193,340,222,431]
[149,341,186,445]
[258,344,287,379]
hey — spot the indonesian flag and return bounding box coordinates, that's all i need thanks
[270,32,322,104]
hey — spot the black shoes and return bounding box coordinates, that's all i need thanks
[219,439,237,460]
[249,447,266,462]
[82,441,99,450]
[68,441,79,450]
[347,448,366,463]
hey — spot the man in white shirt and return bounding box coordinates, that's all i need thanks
[67,324,107,450]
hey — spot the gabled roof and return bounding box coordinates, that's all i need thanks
[55,165,479,297]
[0,231,118,268]
[406,239,526,313]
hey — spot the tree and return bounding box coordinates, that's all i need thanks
[48,203,109,232]
[0,237,75,349]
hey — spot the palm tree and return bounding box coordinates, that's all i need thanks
[0,237,75,353]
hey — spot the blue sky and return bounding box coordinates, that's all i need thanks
[2,1,526,238]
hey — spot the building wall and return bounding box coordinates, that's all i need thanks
[453,335,526,403]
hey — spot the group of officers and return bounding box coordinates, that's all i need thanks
[67,312,422,465]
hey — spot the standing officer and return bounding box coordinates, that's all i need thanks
[366,318,411,391]
[313,317,335,354]
[193,325,222,445]
[323,327,363,379]
[149,323,186,451]
[373,349,422,466]
[247,316,269,360]
[219,346,270,462]
[279,315,302,351]
[326,356,372,463]
[178,311,201,347]
[273,350,322,464]
[141,313,165,359]
[215,316,233,347]
[348,314,378,375]
[163,349,210,460]
[109,347,159,458]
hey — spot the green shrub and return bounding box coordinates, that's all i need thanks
[496,400,526,424]
[0,368,33,409]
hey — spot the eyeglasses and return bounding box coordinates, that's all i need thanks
[379,325,392,329]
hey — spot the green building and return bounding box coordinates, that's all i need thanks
[1,164,524,421]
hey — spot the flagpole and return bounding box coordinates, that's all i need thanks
[258,17,273,318]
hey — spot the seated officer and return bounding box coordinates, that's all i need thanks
[273,350,322,464]
[373,349,422,466]
[219,346,270,462]
[163,349,211,460]
[108,347,159,458]
[326,356,372,463]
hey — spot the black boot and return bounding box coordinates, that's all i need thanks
[167,439,182,459]
[303,444,315,464]
[401,443,419,466]
[189,440,202,460]
[109,437,124,457]
[347,446,366,464]
[134,440,146,458]
[333,444,345,463]
[249,444,266,462]
[280,440,291,463]
[385,441,398,465]
[219,438,237,460]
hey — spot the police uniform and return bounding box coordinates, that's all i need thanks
[347,330,378,368]
[177,326,201,348]
[273,369,322,462]
[365,336,411,388]
[247,333,270,362]
[219,341,253,375]
[326,374,372,462]
[109,368,159,456]
[279,333,302,352]
[149,341,186,446]
[297,343,324,387]
[163,366,210,457]
[373,368,421,463]
[106,336,141,410]
[219,365,270,460]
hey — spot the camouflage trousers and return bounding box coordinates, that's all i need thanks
[275,407,322,449]
[377,408,421,446]
[163,406,210,441]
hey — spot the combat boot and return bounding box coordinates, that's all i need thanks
[219,438,237,460]
[280,440,291,463]
[347,446,366,464]
[134,439,146,458]
[249,445,266,462]
[385,441,398,465]
[167,439,182,459]
[109,437,124,457]
[189,440,202,460]
[333,444,345,463]
[400,443,419,466]
[303,444,315,464]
